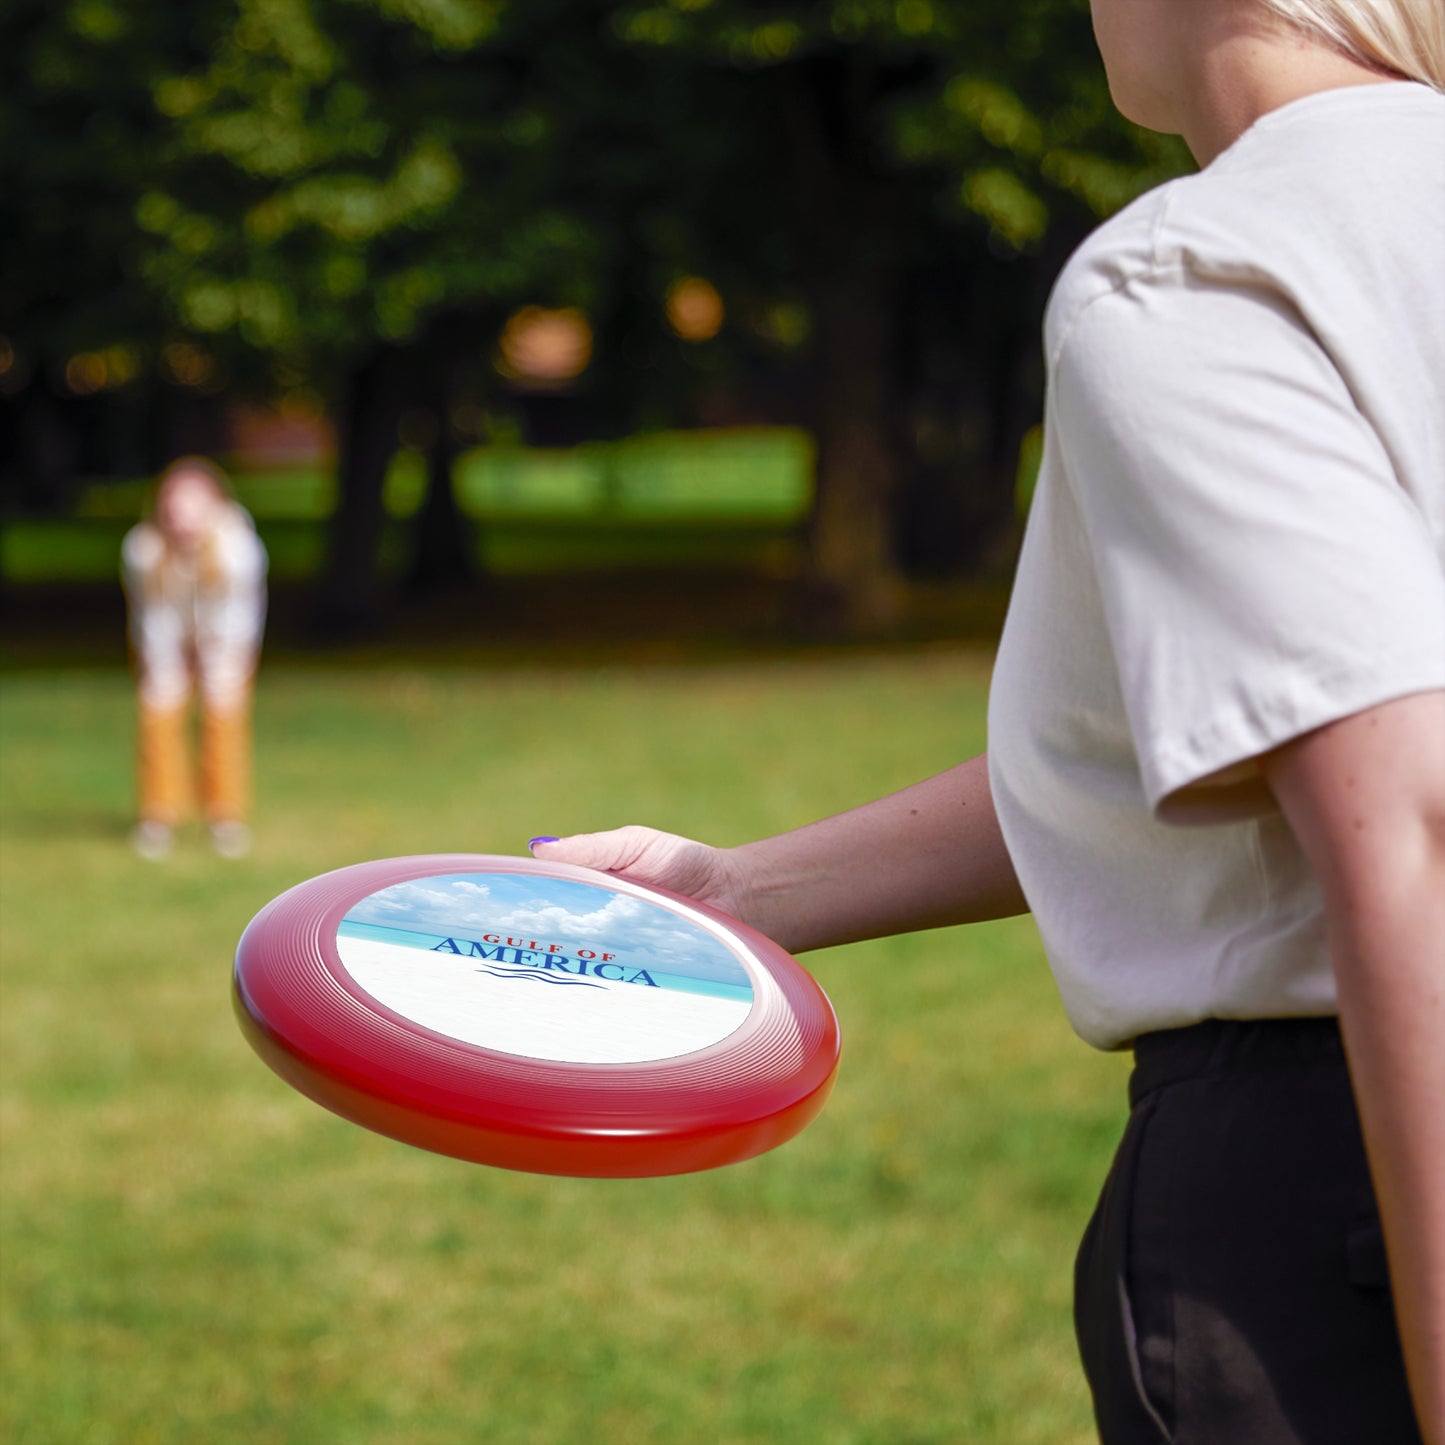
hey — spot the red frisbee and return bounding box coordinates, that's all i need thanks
[233,854,840,1177]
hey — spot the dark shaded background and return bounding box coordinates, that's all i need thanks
[1,0,1191,651]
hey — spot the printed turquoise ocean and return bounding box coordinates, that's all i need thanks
[337,919,755,1004]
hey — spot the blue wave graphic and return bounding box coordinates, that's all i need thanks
[475,965,607,990]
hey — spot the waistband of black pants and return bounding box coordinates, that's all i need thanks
[1129,1016,1345,1108]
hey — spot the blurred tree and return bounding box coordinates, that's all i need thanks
[124,0,614,633]
[0,0,214,509]
[2,0,1189,632]
[125,0,780,631]
[606,0,1191,626]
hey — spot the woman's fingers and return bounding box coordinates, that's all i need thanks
[531,826,661,874]
[529,827,737,911]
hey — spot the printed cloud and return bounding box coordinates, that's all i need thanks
[345,873,749,986]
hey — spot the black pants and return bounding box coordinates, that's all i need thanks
[1074,1018,1422,1445]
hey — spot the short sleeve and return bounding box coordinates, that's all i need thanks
[1053,273,1445,821]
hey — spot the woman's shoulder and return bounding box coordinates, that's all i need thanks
[1045,83,1445,367]
[1043,182,1184,363]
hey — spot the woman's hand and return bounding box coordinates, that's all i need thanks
[530,827,754,922]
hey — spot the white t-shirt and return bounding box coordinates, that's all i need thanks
[988,83,1445,1050]
[122,502,268,709]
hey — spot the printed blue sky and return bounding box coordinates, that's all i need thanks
[344,873,750,986]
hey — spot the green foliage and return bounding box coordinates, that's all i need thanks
[125,0,606,371]
[0,1,184,362]
[2,0,1190,386]
[0,658,1128,1443]
[607,0,1189,248]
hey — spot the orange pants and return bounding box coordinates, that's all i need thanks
[137,692,252,826]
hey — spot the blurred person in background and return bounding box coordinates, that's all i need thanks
[532,0,1445,1441]
[122,457,267,860]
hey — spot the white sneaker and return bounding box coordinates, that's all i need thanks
[210,821,252,859]
[132,820,174,861]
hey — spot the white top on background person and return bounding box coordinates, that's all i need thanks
[122,459,268,711]
[988,79,1445,1051]
[531,1,1445,1436]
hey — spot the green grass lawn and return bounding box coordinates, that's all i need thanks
[0,653,1127,1444]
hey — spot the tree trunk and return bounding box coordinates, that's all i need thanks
[406,310,506,595]
[778,56,908,635]
[6,381,81,513]
[404,355,476,597]
[804,271,905,632]
[313,345,404,641]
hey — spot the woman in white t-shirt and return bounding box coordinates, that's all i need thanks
[122,457,267,859]
[531,2,1445,1439]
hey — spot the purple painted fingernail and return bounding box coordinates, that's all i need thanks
[528,836,559,851]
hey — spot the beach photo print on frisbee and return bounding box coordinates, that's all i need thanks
[234,854,840,1177]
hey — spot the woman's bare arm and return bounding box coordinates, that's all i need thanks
[1263,690,1445,1445]
[532,752,1027,954]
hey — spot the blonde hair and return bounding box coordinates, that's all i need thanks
[1257,0,1445,89]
